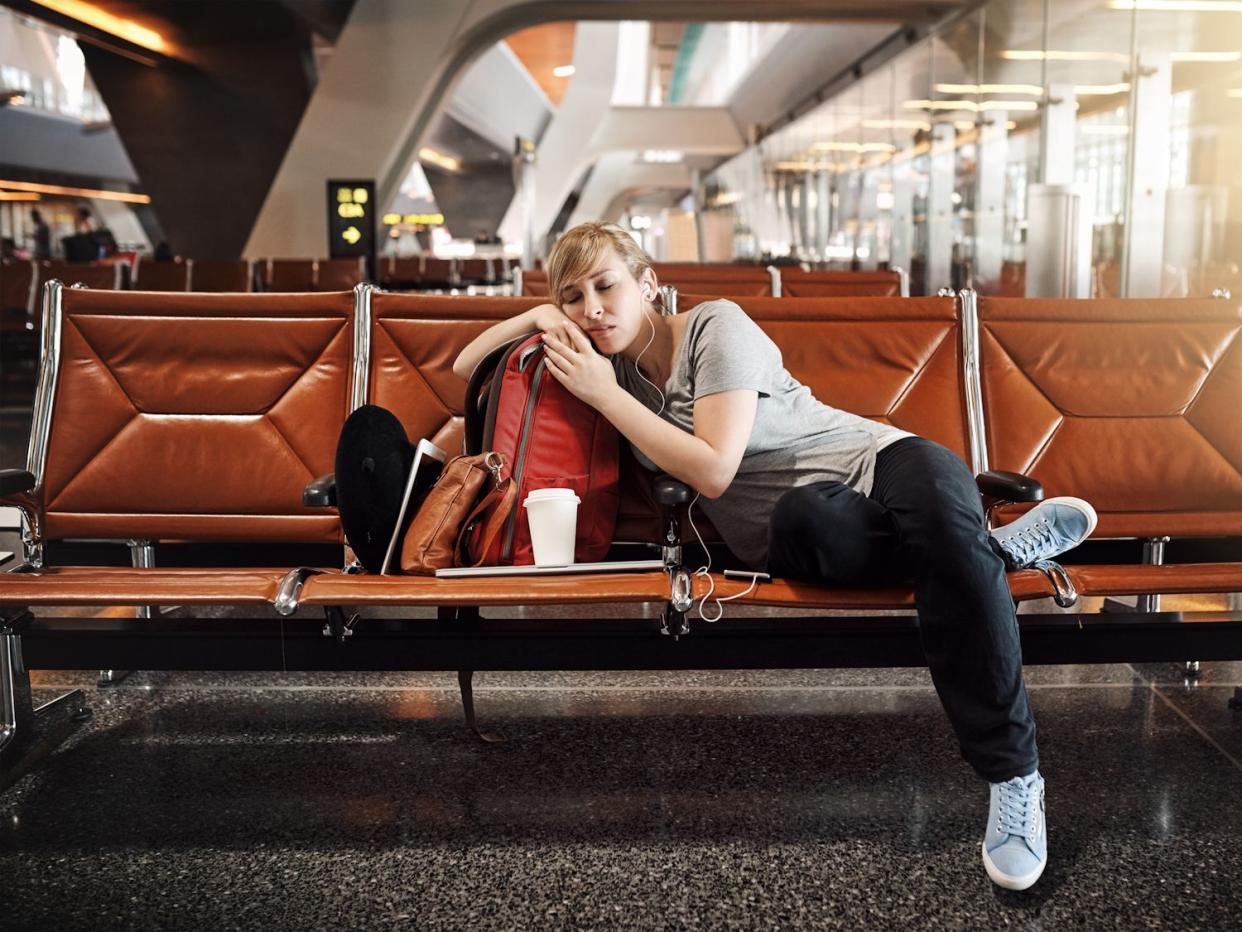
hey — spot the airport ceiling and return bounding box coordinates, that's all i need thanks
[1,1,964,64]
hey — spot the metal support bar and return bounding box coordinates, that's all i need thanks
[1137,537,1170,613]
[767,265,782,297]
[2,622,91,786]
[13,609,1242,672]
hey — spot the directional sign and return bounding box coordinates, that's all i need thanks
[327,180,375,268]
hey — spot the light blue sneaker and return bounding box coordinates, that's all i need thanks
[991,497,1098,570]
[982,771,1047,891]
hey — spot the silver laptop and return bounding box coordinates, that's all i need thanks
[378,438,449,575]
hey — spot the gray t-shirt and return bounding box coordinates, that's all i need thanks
[613,299,913,570]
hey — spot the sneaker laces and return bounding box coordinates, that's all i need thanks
[996,777,1042,842]
[999,519,1055,568]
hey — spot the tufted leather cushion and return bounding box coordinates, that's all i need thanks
[779,270,903,298]
[40,288,353,542]
[978,296,1242,537]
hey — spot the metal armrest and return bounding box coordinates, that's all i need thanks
[303,472,337,507]
[976,469,1043,504]
[0,469,35,497]
[654,474,693,506]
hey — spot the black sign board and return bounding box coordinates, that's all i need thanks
[327,180,376,269]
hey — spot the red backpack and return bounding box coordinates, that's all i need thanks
[464,332,619,565]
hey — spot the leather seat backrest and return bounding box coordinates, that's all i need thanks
[780,270,903,298]
[317,257,365,291]
[682,295,969,458]
[39,287,353,543]
[519,269,549,296]
[190,260,252,292]
[367,291,966,547]
[1,259,37,315]
[977,296,1242,537]
[134,260,189,292]
[659,267,774,297]
[368,292,543,455]
[267,259,316,291]
[39,261,121,292]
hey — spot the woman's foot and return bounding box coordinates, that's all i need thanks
[982,770,1047,891]
[991,497,1098,569]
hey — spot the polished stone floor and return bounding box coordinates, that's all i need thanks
[2,655,1241,930]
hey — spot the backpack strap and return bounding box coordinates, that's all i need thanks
[463,332,538,456]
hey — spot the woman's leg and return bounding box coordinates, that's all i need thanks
[766,480,902,588]
[869,438,1038,783]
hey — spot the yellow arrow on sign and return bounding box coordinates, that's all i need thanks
[341,226,362,244]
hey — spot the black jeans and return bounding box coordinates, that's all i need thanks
[766,437,1038,783]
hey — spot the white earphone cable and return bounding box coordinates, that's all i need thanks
[632,286,760,622]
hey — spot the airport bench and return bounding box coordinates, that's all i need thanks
[2,284,1240,768]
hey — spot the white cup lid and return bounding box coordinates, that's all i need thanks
[524,487,580,505]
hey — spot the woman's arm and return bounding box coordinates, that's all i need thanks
[452,303,572,380]
[598,388,757,499]
[542,326,757,498]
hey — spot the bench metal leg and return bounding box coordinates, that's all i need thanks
[2,626,91,787]
[99,539,157,686]
[96,668,132,687]
[457,669,502,743]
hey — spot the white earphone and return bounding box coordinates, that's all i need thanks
[628,284,761,621]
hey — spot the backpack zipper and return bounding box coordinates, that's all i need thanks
[500,357,545,561]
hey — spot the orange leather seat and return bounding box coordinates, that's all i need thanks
[0,567,289,605]
[778,270,904,298]
[299,571,675,607]
[976,294,1242,600]
[0,284,354,607]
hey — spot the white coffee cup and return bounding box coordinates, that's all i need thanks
[523,487,581,566]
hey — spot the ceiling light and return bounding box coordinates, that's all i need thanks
[811,141,896,152]
[1075,82,1131,95]
[1170,50,1242,61]
[30,0,168,54]
[934,83,1043,95]
[0,178,149,203]
[1002,49,1130,63]
[904,99,1040,112]
[552,65,576,78]
[0,191,41,201]
[861,118,931,130]
[418,147,462,172]
[1110,0,1242,10]
[641,150,684,163]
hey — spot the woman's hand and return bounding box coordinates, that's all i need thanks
[531,303,578,337]
[541,324,619,410]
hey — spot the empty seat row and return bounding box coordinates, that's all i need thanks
[377,255,518,290]
[515,265,908,299]
[0,259,259,321]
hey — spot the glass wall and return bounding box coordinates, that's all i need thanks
[702,0,1242,297]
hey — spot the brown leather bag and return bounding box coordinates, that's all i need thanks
[399,451,516,575]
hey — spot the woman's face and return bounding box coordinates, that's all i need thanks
[558,249,653,355]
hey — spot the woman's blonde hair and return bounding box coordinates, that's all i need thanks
[546,222,655,307]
